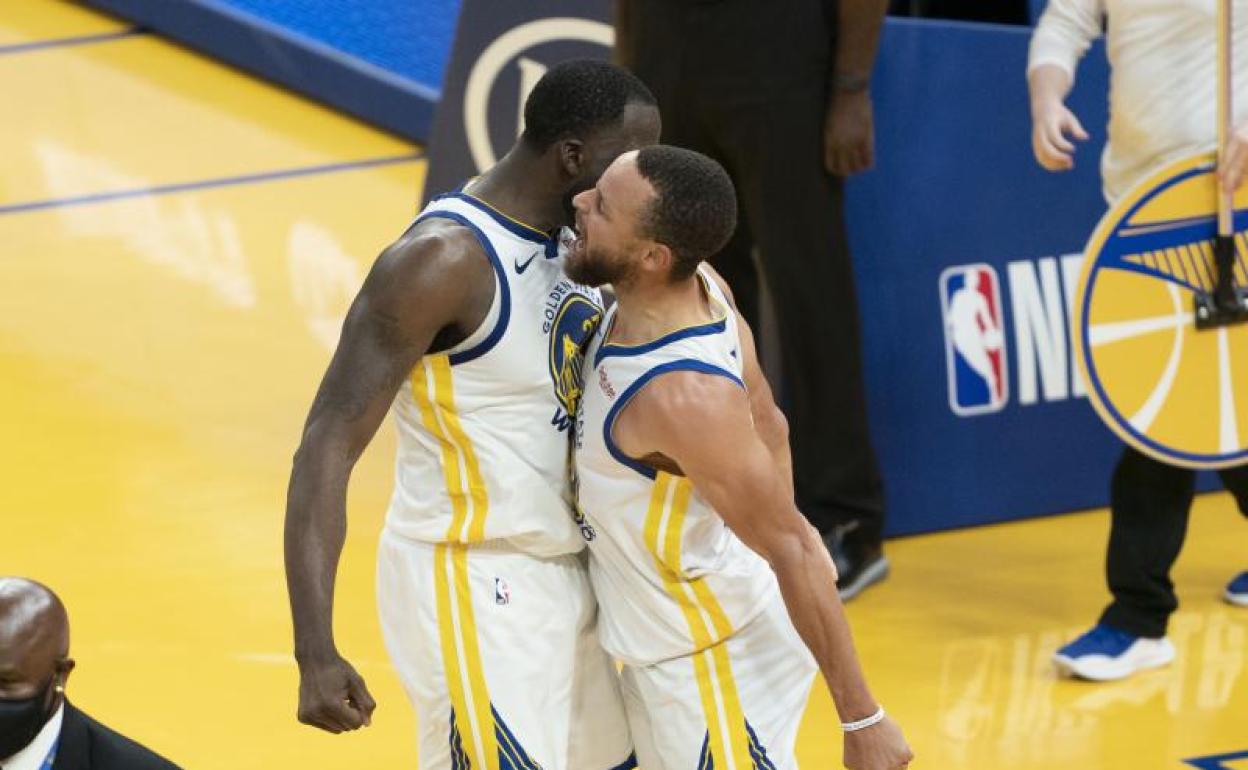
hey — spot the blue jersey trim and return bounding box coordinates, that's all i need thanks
[602,359,746,481]
[448,708,469,770]
[439,192,554,245]
[594,316,728,368]
[606,752,639,770]
[746,719,778,770]
[492,704,541,770]
[414,211,512,366]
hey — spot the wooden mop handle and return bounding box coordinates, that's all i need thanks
[1219,0,1234,237]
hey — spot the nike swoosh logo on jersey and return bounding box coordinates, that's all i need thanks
[515,251,541,274]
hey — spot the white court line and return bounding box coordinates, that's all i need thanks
[1126,285,1186,434]
[1089,312,1193,346]
[1218,328,1240,452]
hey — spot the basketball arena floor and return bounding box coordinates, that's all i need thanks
[3,2,1247,768]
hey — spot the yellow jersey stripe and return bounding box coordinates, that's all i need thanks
[415,363,481,765]
[459,191,549,239]
[691,649,733,769]
[668,480,752,769]
[647,474,753,769]
[429,355,490,543]
[413,358,472,542]
[708,641,752,768]
[433,544,480,765]
[414,358,500,769]
[642,472,671,562]
[691,581,752,767]
[451,544,502,770]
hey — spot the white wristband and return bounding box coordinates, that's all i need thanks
[841,705,886,733]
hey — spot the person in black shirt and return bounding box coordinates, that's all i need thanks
[615,0,891,599]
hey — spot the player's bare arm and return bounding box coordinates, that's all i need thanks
[613,373,913,770]
[701,265,794,497]
[284,220,494,734]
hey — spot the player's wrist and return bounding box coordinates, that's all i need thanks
[841,705,886,732]
[294,638,341,667]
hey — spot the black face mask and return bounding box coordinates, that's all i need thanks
[0,675,56,760]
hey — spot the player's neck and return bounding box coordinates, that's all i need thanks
[463,149,569,235]
[610,275,714,345]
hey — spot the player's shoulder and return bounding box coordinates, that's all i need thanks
[698,263,736,307]
[630,364,746,426]
[385,216,490,271]
[369,217,494,293]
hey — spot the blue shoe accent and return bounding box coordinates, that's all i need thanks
[1053,623,1175,681]
[1225,571,1248,606]
[1056,624,1138,659]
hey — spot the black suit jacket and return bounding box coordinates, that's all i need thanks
[50,703,181,770]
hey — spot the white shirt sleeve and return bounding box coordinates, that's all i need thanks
[1027,0,1106,81]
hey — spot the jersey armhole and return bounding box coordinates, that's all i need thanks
[603,359,746,480]
[413,210,511,365]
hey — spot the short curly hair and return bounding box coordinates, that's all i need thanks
[521,59,656,151]
[634,146,738,281]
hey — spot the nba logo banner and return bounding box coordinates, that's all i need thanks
[940,264,1008,416]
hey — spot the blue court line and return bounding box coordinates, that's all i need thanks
[0,27,146,57]
[0,152,425,217]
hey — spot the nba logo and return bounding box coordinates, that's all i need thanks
[494,577,511,606]
[940,264,1008,416]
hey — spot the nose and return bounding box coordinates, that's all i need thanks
[572,189,591,213]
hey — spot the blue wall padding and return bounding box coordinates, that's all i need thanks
[79,0,461,141]
[214,0,460,92]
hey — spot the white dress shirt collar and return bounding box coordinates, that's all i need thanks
[1,703,65,770]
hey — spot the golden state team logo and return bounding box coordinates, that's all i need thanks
[1075,153,1248,469]
[546,287,602,431]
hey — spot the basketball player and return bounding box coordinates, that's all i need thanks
[1029,0,1248,681]
[283,60,659,769]
[568,145,912,770]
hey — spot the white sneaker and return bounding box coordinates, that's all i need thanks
[1053,624,1175,682]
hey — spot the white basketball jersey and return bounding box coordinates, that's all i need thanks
[574,268,779,666]
[384,191,604,557]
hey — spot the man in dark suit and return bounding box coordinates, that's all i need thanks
[0,578,180,770]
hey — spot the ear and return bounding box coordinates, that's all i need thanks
[558,139,586,178]
[57,658,75,687]
[642,241,675,278]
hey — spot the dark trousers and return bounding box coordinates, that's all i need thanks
[617,0,885,544]
[1100,447,1248,638]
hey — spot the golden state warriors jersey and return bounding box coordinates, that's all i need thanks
[384,191,603,557]
[574,268,779,666]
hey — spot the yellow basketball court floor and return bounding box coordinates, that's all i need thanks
[2,2,1247,768]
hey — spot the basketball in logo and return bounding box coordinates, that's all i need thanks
[1074,153,1248,469]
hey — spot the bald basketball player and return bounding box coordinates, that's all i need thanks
[568,146,912,770]
[0,577,179,770]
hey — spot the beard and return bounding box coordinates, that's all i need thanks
[566,240,631,288]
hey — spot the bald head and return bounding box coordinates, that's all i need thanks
[0,578,71,700]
